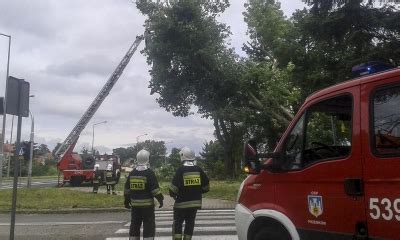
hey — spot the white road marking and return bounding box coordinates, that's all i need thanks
[124,219,235,227]
[115,226,237,234]
[0,221,125,226]
[106,236,238,240]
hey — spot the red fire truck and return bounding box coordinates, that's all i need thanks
[237,63,400,239]
[57,145,121,186]
[55,34,145,186]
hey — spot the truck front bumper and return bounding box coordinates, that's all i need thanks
[235,203,254,240]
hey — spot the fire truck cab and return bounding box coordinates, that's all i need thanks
[236,64,400,239]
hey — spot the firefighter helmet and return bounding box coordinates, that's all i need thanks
[94,163,100,170]
[180,147,195,161]
[106,163,113,171]
[137,149,150,165]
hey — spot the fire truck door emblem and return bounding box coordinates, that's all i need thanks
[308,195,323,218]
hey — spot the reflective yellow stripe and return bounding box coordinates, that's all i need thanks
[130,177,147,190]
[183,172,201,186]
[151,188,161,196]
[174,200,202,208]
[169,184,179,194]
[131,199,154,207]
[174,234,182,240]
[183,234,192,240]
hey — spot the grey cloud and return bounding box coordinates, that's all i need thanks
[0,1,60,39]
[46,54,116,77]
[0,0,306,155]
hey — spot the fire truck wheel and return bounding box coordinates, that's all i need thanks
[252,221,291,240]
[70,176,83,187]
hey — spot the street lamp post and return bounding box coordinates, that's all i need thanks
[0,33,11,187]
[27,110,34,188]
[91,121,107,155]
[164,141,173,166]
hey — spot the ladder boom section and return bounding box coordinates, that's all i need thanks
[55,34,145,159]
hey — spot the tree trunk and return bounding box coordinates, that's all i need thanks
[213,116,236,178]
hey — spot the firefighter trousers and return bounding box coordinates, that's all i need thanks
[173,208,197,240]
[92,182,99,193]
[106,184,116,195]
[130,207,155,239]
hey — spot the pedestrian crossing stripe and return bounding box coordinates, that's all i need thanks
[124,219,235,227]
[115,226,237,234]
[109,209,237,240]
[106,236,238,240]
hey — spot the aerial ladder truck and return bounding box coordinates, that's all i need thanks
[55,33,145,186]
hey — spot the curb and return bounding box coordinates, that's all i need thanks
[0,207,130,214]
[0,204,236,215]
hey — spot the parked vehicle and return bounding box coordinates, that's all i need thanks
[236,63,400,239]
[94,154,121,184]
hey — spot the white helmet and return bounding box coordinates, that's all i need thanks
[137,149,150,165]
[94,164,100,170]
[180,147,195,161]
[106,163,113,171]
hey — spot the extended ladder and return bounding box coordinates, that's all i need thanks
[54,34,145,159]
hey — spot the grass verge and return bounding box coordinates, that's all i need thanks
[0,179,242,211]
[0,188,124,211]
[204,181,241,201]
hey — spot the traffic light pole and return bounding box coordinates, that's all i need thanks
[9,115,21,240]
[8,76,30,240]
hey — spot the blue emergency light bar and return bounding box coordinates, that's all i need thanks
[352,61,395,77]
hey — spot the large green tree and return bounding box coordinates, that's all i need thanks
[113,140,167,168]
[137,0,247,177]
[245,0,400,100]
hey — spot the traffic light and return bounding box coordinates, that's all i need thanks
[21,141,31,160]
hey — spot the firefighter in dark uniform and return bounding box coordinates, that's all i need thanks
[124,149,164,240]
[106,163,117,195]
[92,164,101,193]
[169,147,210,240]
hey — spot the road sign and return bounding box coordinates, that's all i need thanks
[18,147,24,156]
[6,76,30,117]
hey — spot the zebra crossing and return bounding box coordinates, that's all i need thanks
[0,179,59,190]
[106,209,238,240]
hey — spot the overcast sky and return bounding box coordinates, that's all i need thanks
[0,0,306,155]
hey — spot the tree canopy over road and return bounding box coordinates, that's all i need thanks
[136,0,400,178]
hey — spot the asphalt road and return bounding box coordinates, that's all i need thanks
[0,210,237,240]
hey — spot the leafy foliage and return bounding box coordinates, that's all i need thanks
[112,140,167,168]
[137,0,247,177]
[198,140,226,179]
[245,0,400,99]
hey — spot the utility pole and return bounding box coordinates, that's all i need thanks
[0,33,11,187]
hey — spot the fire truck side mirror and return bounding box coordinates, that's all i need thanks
[244,141,281,174]
[243,140,261,174]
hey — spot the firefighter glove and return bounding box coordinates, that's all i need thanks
[124,200,131,209]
